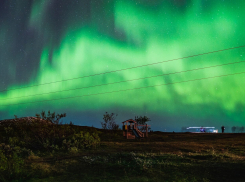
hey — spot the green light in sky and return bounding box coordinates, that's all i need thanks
[1,0,245,127]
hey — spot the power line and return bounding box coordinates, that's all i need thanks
[1,71,245,107]
[1,60,245,101]
[1,45,245,93]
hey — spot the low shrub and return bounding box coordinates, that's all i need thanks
[0,146,25,182]
[0,118,101,155]
[62,131,100,152]
[0,114,101,180]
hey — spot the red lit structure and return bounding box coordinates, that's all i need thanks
[122,119,150,139]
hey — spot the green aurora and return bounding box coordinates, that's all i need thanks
[0,0,245,131]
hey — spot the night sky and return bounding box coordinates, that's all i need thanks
[0,0,245,132]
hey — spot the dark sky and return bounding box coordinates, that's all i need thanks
[0,0,245,132]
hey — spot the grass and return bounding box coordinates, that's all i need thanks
[1,125,245,181]
[24,150,245,182]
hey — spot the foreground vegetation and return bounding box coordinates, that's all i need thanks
[1,116,245,181]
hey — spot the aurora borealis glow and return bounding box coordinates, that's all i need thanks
[0,0,245,132]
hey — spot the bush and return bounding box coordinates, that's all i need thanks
[0,146,25,182]
[0,112,101,180]
[0,116,101,154]
[62,131,100,152]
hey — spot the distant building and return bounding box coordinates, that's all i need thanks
[186,127,218,133]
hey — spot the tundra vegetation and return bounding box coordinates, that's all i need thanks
[0,112,245,181]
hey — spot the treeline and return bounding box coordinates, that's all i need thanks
[231,126,245,133]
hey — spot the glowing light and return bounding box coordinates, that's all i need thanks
[0,0,245,129]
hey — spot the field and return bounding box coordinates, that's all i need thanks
[1,125,245,182]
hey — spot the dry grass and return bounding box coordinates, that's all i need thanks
[2,125,245,181]
[22,130,245,182]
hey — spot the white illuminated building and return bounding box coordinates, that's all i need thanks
[186,127,218,133]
